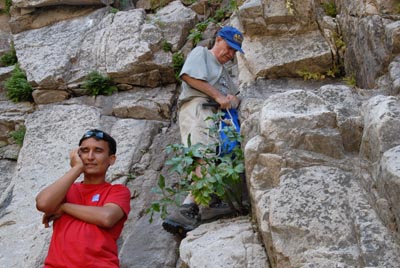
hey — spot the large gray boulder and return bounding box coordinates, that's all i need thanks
[180,217,269,268]
[13,4,196,90]
[359,95,400,163]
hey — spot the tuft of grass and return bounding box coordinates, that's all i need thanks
[110,7,119,14]
[395,3,400,14]
[297,70,326,80]
[10,126,26,146]
[162,40,172,52]
[4,0,12,15]
[0,42,18,67]
[82,71,117,96]
[322,1,337,17]
[343,75,357,87]
[172,52,185,80]
[5,65,33,102]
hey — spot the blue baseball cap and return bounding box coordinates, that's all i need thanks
[217,26,244,54]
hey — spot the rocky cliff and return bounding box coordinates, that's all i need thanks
[0,0,400,267]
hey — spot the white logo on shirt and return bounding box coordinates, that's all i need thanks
[92,194,100,202]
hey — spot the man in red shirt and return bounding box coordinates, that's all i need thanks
[36,129,131,268]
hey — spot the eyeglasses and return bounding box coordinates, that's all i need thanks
[82,130,104,139]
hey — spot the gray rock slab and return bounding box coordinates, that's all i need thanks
[180,216,269,268]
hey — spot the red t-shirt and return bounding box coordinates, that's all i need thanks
[44,182,131,268]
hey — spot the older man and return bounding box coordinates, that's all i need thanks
[162,26,244,236]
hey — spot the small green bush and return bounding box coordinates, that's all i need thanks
[5,65,33,102]
[172,52,185,79]
[0,43,18,67]
[322,1,337,17]
[10,126,26,146]
[162,40,172,52]
[82,71,117,96]
[188,29,203,45]
[4,0,12,15]
[297,69,326,80]
[146,112,246,222]
[187,19,215,45]
[110,7,119,14]
[344,75,357,87]
[395,3,400,14]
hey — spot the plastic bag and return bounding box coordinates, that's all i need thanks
[218,109,240,156]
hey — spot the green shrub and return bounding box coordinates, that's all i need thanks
[285,0,295,15]
[10,126,26,146]
[162,40,172,52]
[187,19,215,45]
[172,52,185,79]
[4,0,12,15]
[297,69,326,80]
[146,112,247,222]
[82,71,117,96]
[110,7,119,14]
[188,28,203,45]
[396,3,400,14]
[5,65,33,102]
[344,75,357,87]
[0,43,18,67]
[214,8,227,22]
[322,1,337,17]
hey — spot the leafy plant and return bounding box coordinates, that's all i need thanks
[344,75,357,87]
[322,1,337,17]
[3,0,12,15]
[9,126,26,146]
[172,52,185,79]
[81,71,117,96]
[396,3,400,14]
[5,65,33,102]
[188,29,203,45]
[285,0,295,15]
[334,33,346,52]
[110,7,119,14]
[213,0,241,21]
[0,42,18,67]
[297,69,326,80]
[162,40,172,52]
[146,112,246,222]
[214,8,227,22]
[187,19,215,45]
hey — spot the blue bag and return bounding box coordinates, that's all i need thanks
[218,109,241,156]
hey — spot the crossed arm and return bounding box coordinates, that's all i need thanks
[35,149,124,228]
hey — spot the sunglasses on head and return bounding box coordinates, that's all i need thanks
[82,129,104,139]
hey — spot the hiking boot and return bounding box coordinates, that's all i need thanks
[200,201,236,223]
[162,203,200,237]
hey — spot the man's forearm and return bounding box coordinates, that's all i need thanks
[181,75,224,100]
[181,75,233,109]
[36,166,82,213]
[61,203,124,228]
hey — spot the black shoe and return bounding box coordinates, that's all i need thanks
[200,201,236,223]
[162,203,200,237]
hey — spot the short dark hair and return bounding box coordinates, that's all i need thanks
[79,129,117,155]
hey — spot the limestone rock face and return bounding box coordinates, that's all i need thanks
[12,0,108,8]
[1,0,400,267]
[264,166,400,268]
[180,217,269,268]
[13,5,196,90]
[259,90,344,159]
[360,95,400,163]
[0,103,168,267]
[378,145,400,230]
[244,85,400,268]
